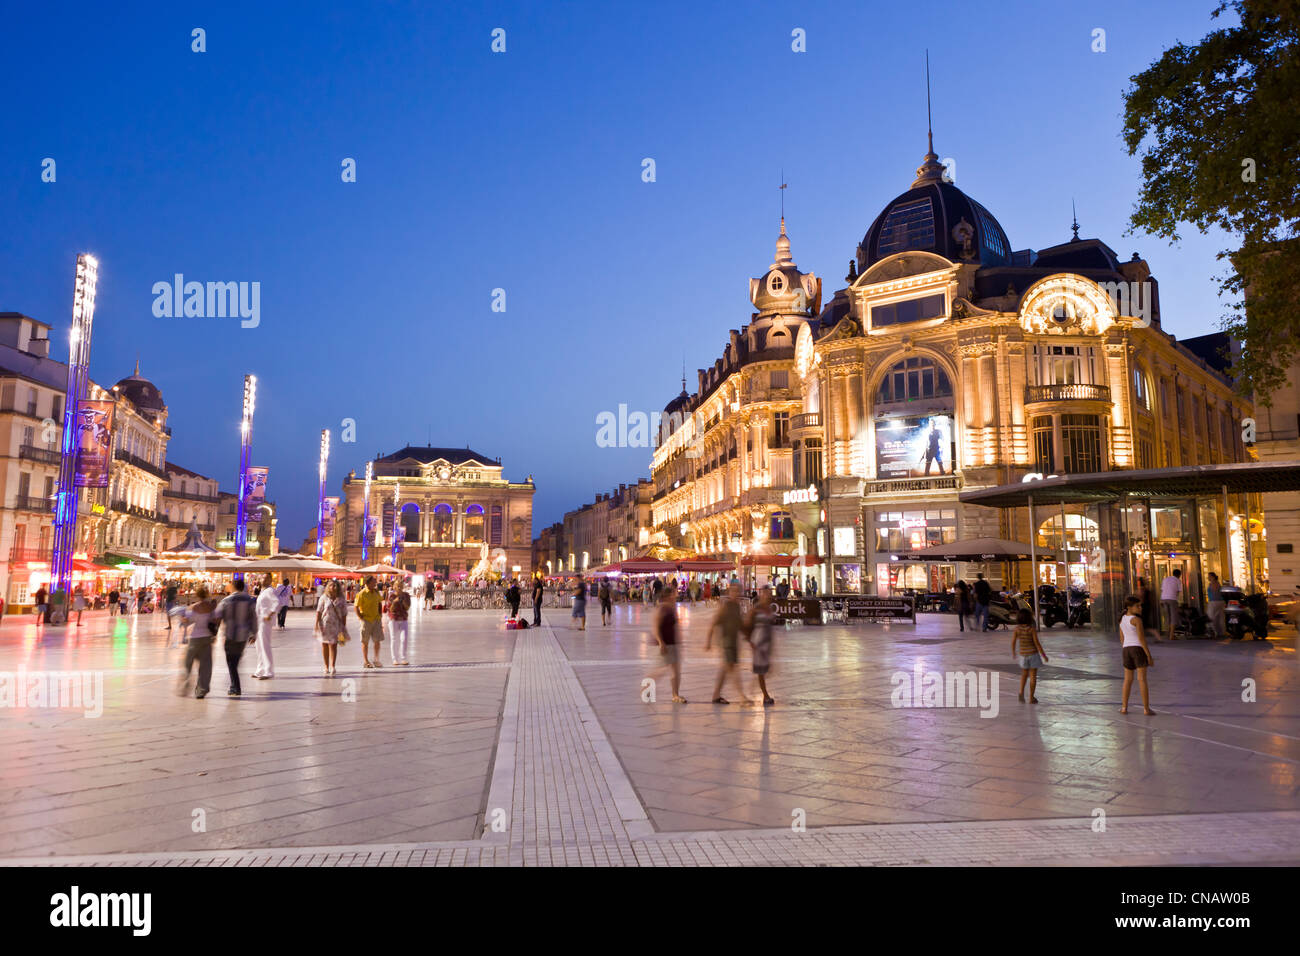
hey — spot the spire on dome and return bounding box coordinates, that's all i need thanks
[134,355,140,376]
[1070,198,1081,241]
[912,50,946,187]
[774,216,794,266]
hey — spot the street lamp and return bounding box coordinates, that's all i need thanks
[51,254,99,601]
[316,429,330,557]
[234,374,256,577]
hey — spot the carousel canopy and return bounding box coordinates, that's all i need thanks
[164,520,221,555]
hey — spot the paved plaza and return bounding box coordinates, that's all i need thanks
[1,601,1297,866]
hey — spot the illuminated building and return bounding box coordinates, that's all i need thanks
[653,138,1256,597]
[331,446,534,578]
[535,480,653,575]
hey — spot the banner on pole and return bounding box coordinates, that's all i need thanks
[321,496,340,536]
[73,401,114,487]
[243,467,268,519]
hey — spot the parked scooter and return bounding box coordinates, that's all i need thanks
[1221,585,1253,640]
[986,590,1032,630]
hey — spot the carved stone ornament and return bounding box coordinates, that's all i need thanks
[951,298,969,319]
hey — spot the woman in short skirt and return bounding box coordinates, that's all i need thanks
[571,575,587,630]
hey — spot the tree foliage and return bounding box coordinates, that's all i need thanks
[1123,0,1300,402]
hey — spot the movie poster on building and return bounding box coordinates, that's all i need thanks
[362,515,378,545]
[243,467,268,516]
[73,400,114,487]
[875,415,954,479]
[321,496,340,536]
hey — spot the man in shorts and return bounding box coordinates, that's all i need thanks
[355,576,385,668]
[706,583,750,704]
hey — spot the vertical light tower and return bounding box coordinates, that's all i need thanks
[51,254,99,599]
[390,481,402,566]
[316,429,330,557]
[234,375,257,576]
[360,460,373,564]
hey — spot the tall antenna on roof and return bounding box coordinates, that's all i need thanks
[1071,198,1080,241]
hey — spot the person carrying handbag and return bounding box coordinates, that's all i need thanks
[315,580,349,676]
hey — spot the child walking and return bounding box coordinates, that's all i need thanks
[1011,608,1049,703]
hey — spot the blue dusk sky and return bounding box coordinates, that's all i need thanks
[0,0,1236,542]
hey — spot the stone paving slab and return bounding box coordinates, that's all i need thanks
[2,603,1297,865]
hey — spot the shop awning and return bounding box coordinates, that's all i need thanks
[739,554,821,567]
[960,460,1300,509]
[904,537,1038,562]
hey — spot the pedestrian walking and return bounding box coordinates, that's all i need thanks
[1119,595,1155,715]
[954,579,972,632]
[108,588,120,617]
[745,585,777,706]
[531,575,544,627]
[72,585,86,626]
[251,573,278,679]
[356,575,384,668]
[274,577,293,627]
[163,582,178,632]
[33,584,48,627]
[314,580,348,676]
[387,580,411,665]
[647,586,686,703]
[212,579,256,697]
[1011,608,1049,703]
[1160,568,1183,641]
[176,586,219,699]
[572,575,587,630]
[973,573,992,631]
[1137,576,1158,638]
[598,579,613,625]
[506,579,521,620]
[707,583,750,704]
[1206,571,1225,638]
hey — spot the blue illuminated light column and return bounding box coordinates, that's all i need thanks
[315,429,330,557]
[390,482,402,566]
[234,374,257,578]
[51,254,99,598]
[360,460,373,564]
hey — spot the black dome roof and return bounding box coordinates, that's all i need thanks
[858,158,1012,272]
[112,371,165,413]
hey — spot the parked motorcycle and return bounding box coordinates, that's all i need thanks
[1038,585,1067,628]
[986,590,1032,630]
[1065,586,1091,628]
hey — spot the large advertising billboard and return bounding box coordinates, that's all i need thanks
[875,415,954,479]
[73,400,115,487]
[243,466,268,514]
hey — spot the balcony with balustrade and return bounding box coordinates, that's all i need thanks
[1024,383,1112,407]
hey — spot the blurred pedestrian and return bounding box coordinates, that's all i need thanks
[531,575,544,627]
[647,585,686,703]
[252,573,278,679]
[707,583,750,704]
[176,586,218,699]
[745,585,777,706]
[213,579,256,697]
[598,578,613,625]
[572,575,587,630]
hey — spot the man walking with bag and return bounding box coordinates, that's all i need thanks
[387,580,411,665]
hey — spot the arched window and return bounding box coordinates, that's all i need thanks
[432,503,453,542]
[876,356,953,406]
[1133,366,1152,412]
[400,503,420,543]
[465,504,485,544]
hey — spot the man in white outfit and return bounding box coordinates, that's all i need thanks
[252,573,279,679]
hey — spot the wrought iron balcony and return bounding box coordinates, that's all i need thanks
[14,495,52,512]
[18,444,61,465]
[1025,383,1111,404]
[113,449,169,480]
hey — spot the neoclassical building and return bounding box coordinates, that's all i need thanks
[654,138,1254,596]
[332,446,534,578]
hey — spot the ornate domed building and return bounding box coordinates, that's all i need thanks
[651,132,1256,616]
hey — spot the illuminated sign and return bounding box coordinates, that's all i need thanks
[876,415,953,479]
[782,484,819,505]
[833,527,856,556]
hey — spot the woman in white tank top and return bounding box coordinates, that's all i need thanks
[1119,596,1155,715]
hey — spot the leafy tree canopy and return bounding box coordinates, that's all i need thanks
[1123,0,1299,402]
